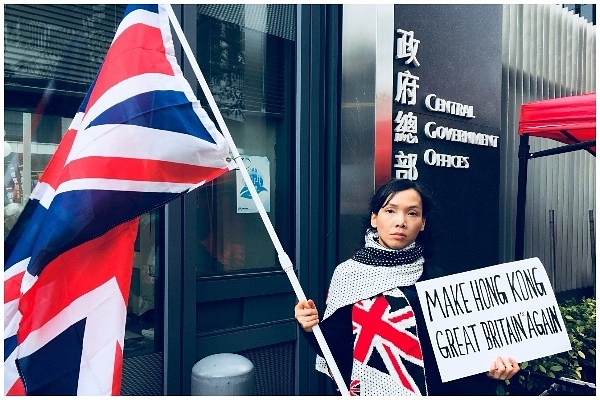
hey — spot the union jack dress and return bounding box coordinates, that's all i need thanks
[349,288,427,396]
[314,236,428,396]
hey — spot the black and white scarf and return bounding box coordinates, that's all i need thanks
[316,229,428,396]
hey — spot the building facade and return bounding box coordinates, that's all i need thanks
[3,4,595,396]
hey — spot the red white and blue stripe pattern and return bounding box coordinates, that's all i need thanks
[4,4,232,395]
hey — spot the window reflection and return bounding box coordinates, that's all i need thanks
[194,5,295,277]
[195,178,279,275]
[125,210,161,358]
[4,110,61,237]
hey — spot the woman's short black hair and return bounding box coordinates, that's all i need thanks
[369,179,434,217]
[364,179,436,258]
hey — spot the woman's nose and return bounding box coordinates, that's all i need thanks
[395,215,407,227]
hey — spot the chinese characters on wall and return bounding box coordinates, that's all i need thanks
[392,28,499,181]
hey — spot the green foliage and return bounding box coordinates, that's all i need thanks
[497,296,596,395]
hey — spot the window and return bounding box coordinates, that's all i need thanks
[193,5,296,277]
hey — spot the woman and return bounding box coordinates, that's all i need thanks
[295,179,519,396]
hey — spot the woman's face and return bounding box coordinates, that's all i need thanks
[370,188,425,250]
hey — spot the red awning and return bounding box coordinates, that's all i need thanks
[518,92,596,155]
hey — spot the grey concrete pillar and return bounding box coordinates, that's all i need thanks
[191,353,255,395]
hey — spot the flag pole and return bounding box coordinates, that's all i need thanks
[165,5,349,396]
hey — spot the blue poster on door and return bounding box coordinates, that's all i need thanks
[236,156,270,213]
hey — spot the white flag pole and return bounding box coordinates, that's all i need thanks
[166,5,349,396]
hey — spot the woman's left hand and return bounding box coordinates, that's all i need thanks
[487,356,520,380]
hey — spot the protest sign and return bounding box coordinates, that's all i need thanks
[415,257,572,382]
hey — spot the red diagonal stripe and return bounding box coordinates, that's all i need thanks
[4,271,25,303]
[17,219,138,339]
[382,342,417,393]
[38,128,79,189]
[112,340,124,395]
[5,377,26,396]
[353,296,389,362]
[61,156,228,186]
[353,296,423,362]
[87,23,174,111]
[388,309,414,323]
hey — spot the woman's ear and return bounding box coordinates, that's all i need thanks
[370,212,377,228]
[421,218,426,231]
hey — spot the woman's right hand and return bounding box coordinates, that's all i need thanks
[294,299,319,332]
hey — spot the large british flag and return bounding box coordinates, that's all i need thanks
[4,4,232,395]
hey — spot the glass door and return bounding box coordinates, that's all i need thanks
[178,4,298,395]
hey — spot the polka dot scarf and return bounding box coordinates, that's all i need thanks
[321,229,425,320]
[353,228,424,267]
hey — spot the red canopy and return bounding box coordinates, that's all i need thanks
[518,92,596,155]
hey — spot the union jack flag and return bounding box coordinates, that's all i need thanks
[352,293,426,395]
[4,4,232,395]
[348,379,361,396]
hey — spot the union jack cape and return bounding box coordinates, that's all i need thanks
[315,234,428,396]
[4,4,233,395]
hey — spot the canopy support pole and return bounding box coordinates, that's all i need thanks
[528,138,596,159]
[515,135,530,261]
[515,133,595,261]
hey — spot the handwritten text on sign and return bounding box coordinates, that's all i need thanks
[415,258,572,382]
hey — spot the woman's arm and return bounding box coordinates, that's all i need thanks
[295,300,354,386]
[295,299,319,332]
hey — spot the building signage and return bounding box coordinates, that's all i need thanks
[387,4,503,276]
[424,94,475,118]
[392,27,500,180]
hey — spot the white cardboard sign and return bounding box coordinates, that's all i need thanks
[415,257,572,382]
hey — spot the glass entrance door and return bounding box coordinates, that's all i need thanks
[177,4,298,395]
